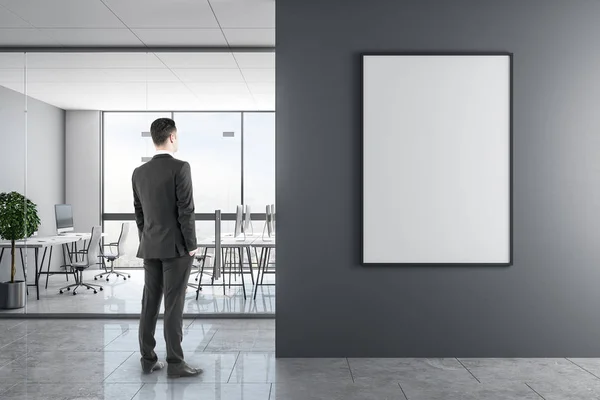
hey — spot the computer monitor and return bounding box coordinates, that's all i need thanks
[234,205,244,238]
[243,205,252,234]
[55,204,74,235]
[270,203,275,234]
[264,204,273,238]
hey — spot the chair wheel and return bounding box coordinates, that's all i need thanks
[94,277,97,280]
[128,275,131,278]
[123,277,127,281]
[73,292,77,295]
[106,278,110,282]
[87,287,90,290]
[93,290,97,294]
[59,290,63,294]
[100,287,103,291]
[67,287,71,291]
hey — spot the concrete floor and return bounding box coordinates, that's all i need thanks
[1,319,600,399]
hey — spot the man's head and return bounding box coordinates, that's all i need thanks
[150,118,178,153]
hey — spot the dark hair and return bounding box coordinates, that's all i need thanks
[150,118,176,146]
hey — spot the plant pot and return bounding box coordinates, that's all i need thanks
[0,281,26,309]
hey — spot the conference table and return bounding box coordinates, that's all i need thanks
[195,235,275,301]
[0,233,92,300]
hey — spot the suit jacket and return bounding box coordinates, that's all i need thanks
[132,154,197,259]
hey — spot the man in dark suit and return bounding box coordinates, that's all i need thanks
[132,117,202,378]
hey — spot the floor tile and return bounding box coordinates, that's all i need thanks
[204,329,275,352]
[228,352,276,383]
[459,358,593,384]
[270,358,353,383]
[566,358,600,379]
[0,351,134,384]
[103,328,217,354]
[133,383,271,400]
[8,328,125,352]
[0,320,25,331]
[271,382,405,400]
[349,358,476,386]
[105,352,238,384]
[1,383,143,400]
[400,380,541,400]
[528,378,600,400]
[0,326,29,348]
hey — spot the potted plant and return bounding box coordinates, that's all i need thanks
[0,191,40,309]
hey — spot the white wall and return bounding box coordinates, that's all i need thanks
[0,85,65,281]
[65,111,101,233]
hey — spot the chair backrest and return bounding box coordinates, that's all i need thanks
[85,226,103,266]
[117,222,130,256]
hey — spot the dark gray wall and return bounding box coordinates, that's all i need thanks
[0,85,65,281]
[276,0,600,357]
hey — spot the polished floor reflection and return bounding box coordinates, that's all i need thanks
[0,269,275,315]
[2,319,600,399]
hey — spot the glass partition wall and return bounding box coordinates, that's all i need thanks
[0,53,27,314]
[0,51,275,317]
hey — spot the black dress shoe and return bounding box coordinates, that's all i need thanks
[167,362,203,378]
[141,359,165,374]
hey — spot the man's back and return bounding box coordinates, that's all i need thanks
[132,154,197,259]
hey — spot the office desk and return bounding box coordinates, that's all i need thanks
[195,237,260,300]
[0,234,91,300]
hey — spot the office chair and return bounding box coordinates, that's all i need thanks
[95,222,131,282]
[59,226,104,295]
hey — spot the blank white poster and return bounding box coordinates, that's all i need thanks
[362,54,511,264]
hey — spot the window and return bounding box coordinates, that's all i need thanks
[243,112,275,213]
[103,112,171,213]
[102,111,275,266]
[174,112,242,213]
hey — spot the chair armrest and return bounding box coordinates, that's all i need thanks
[103,243,118,247]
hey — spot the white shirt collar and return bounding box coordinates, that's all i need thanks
[155,150,173,157]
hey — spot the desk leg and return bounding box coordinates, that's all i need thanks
[19,248,28,295]
[45,246,54,289]
[253,247,265,300]
[34,248,40,300]
[246,246,255,284]
[62,244,69,282]
[238,247,246,300]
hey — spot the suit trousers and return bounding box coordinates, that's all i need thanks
[139,255,193,365]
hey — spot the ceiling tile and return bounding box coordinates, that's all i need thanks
[252,93,275,110]
[156,52,238,69]
[102,0,218,28]
[25,53,164,69]
[173,68,244,83]
[0,28,60,45]
[0,6,29,27]
[240,68,274,82]
[133,28,226,46]
[27,68,109,83]
[232,52,274,68]
[40,28,142,46]
[247,81,274,95]
[223,28,274,46]
[210,0,275,28]
[101,68,178,82]
[187,82,250,96]
[0,0,124,28]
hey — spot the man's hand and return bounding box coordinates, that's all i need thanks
[189,249,198,257]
